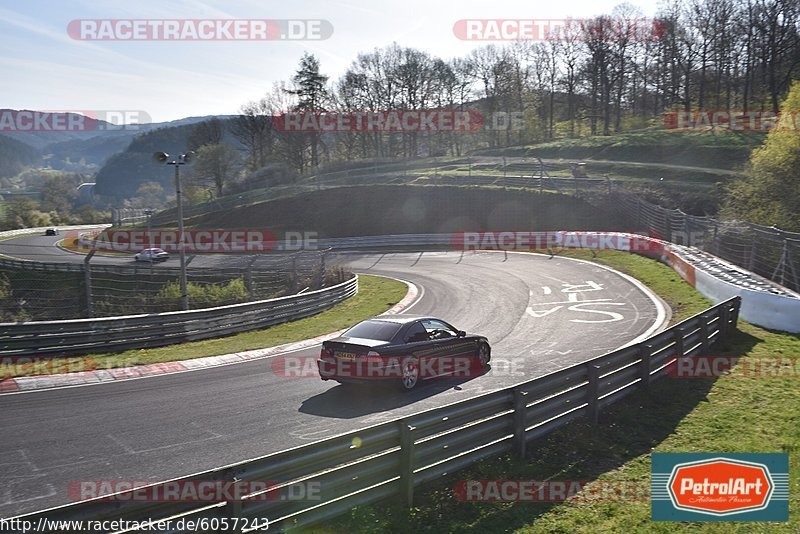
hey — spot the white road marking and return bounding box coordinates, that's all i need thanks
[568,302,626,323]
[525,306,561,318]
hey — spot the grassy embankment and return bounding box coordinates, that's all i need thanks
[325,250,799,533]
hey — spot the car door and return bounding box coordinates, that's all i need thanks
[420,319,472,378]
[401,321,439,379]
[439,320,477,359]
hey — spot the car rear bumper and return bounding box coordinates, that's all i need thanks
[317,358,403,382]
[317,354,485,382]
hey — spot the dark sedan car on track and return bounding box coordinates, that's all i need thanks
[317,315,491,391]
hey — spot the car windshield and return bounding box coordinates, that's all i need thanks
[343,320,402,342]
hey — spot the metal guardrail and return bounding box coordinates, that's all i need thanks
[320,234,454,249]
[0,275,357,357]
[0,256,89,272]
[9,296,741,532]
[0,224,109,273]
[0,224,110,240]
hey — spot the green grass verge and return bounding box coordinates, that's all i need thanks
[1,274,408,379]
[323,250,799,533]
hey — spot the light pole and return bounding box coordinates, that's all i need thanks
[154,151,193,311]
[144,209,154,248]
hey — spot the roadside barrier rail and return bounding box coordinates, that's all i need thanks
[0,275,357,357]
[8,297,741,532]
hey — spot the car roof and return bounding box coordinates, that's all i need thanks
[369,315,438,325]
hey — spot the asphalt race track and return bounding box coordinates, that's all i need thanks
[0,235,666,517]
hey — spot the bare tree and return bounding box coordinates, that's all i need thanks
[191,144,241,198]
[552,20,583,136]
[231,82,293,171]
[187,118,224,151]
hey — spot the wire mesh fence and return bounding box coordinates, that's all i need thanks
[0,268,84,322]
[0,251,346,320]
[615,193,800,293]
[150,157,612,224]
[5,157,797,320]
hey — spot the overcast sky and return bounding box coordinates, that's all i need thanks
[2,0,661,122]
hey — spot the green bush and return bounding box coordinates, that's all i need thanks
[156,278,249,310]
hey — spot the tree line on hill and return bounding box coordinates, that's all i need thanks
[0,135,41,178]
[221,0,799,173]
[90,0,798,229]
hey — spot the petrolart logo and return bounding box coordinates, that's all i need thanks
[652,453,789,521]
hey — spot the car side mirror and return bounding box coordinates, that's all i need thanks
[457,330,466,337]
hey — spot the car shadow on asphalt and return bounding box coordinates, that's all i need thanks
[297,367,491,419]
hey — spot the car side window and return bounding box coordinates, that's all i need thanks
[404,322,429,343]
[422,319,457,339]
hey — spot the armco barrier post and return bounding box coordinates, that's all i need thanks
[731,297,741,327]
[512,387,529,457]
[699,314,711,352]
[83,245,97,318]
[638,343,653,390]
[718,305,730,339]
[674,326,687,359]
[586,364,601,425]
[223,477,245,532]
[399,421,415,507]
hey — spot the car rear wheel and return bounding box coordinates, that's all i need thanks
[478,342,491,368]
[400,357,419,391]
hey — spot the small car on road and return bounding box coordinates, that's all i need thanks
[134,248,170,262]
[44,228,58,236]
[317,315,491,391]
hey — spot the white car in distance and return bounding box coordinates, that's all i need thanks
[134,248,170,262]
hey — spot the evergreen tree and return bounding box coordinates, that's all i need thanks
[287,53,329,169]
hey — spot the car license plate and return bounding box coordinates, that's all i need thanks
[336,352,359,360]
